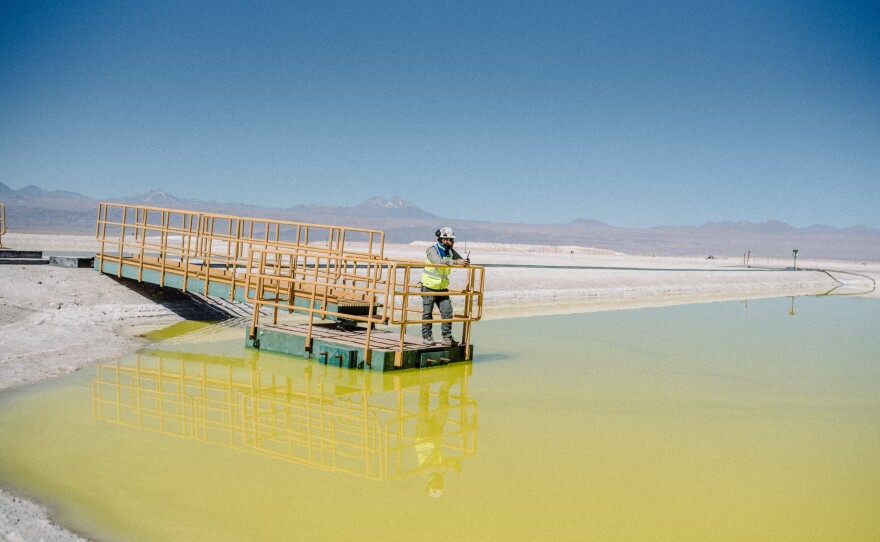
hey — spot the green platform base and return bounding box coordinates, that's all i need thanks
[246,323,470,372]
[95,257,248,300]
[96,257,470,371]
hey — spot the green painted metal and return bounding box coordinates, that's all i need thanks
[419,350,451,368]
[95,256,471,372]
[245,327,470,372]
[94,257,365,319]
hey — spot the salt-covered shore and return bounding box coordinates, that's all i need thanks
[1,232,877,541]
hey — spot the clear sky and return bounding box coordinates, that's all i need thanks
[1,1,878,228]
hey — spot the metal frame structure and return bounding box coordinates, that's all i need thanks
[95,203,485,369]
[92,352,477,481]
[244,247,484,367]
[95,202,386,296]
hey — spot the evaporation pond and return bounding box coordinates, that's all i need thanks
[0,297,878,541]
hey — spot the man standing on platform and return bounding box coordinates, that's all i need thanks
[420,227,469,346]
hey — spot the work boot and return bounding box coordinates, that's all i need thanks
[441,337,458,347]
[423,336,437,345]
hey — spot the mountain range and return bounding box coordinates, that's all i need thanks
[1,182,878,261]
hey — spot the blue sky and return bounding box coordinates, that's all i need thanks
[1,1,878,227]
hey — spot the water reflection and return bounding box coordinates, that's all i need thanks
[92,349,476,487]
[3,297,877,541]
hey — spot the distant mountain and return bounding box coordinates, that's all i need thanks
[359,196,415,209]
[698,220,796,233]
[119,189,186,206]
[567,218,610,228]
[353,196,438,219]
[1,183,878,260]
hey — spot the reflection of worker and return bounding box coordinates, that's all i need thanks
[420,227,469,346]
[415,382,459,497]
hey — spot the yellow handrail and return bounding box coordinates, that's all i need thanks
[95,202,386,296]
[244,247,484,365]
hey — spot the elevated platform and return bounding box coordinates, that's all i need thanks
[247,323,470,372]
[93,203,484,372]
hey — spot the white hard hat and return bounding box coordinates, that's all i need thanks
[436,227,455,239]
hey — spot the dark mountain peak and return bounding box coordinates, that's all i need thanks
[18,185,46,196]
[5,184,93,200]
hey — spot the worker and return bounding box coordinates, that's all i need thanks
[420,227,469,346]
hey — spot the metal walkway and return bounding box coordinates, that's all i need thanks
[95,203,484,370]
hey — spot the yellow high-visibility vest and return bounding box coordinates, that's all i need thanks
[421,245,453,290]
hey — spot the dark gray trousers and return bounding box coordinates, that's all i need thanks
[421,285,452,339]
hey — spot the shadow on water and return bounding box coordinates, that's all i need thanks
[468,352,515,363]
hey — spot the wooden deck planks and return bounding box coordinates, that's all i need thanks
[262,322,424,352]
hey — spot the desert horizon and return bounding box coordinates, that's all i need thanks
[2,182,879,261]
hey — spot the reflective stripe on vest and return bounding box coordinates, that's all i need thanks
[421,245,452,290]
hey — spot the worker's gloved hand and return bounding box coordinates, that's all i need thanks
[460,259,470,267]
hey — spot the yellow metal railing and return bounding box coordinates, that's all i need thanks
[95,202,386,294]
[387,261,484,358]
[244,248,484,365]
[92,353,477,481]
[0,203,6,248]
[95,203,484,367]
[245,246,390,330]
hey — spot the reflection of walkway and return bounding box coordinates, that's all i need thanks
[92,349,477,482]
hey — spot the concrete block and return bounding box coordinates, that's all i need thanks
[49,256,95,268]
[0,250,43,259]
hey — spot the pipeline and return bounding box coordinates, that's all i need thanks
[806,267,877,297]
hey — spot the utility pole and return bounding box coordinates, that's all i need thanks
[792,249,798,270]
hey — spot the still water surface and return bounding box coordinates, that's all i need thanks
[0,297,878,541]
